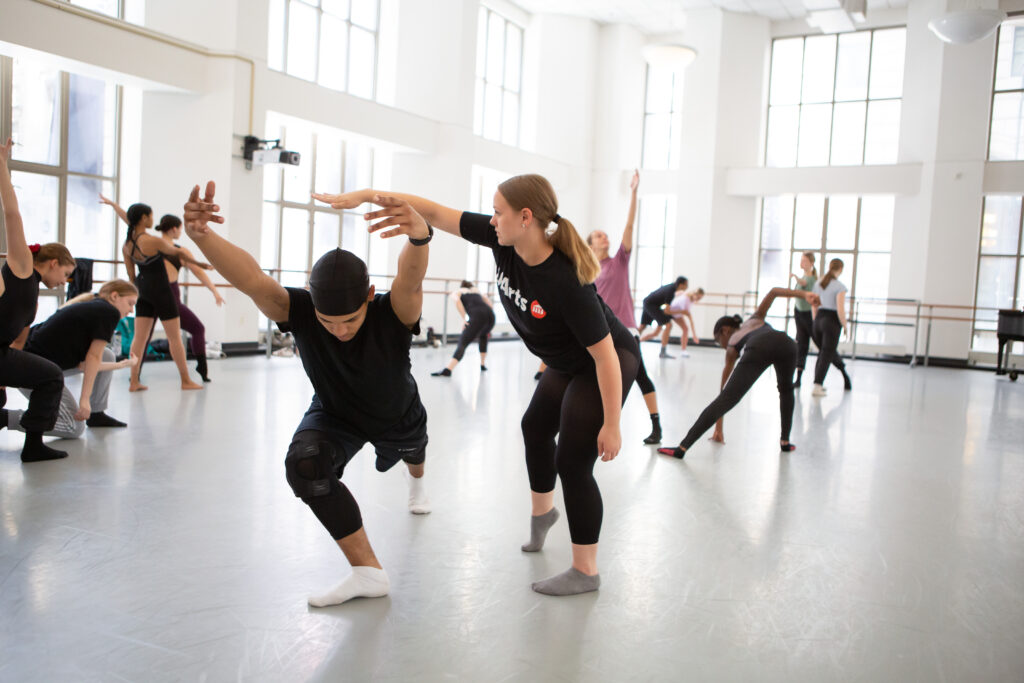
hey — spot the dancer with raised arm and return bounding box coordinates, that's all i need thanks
[0,138,76,462]
[184,182,433,607]
[657,287,817,459]
[315,175,639,596]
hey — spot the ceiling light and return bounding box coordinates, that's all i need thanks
[642,44,698,70]
[928,9,1006,44]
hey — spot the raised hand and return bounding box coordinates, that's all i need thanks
[183,181,223,239]
[98,193,115,206]
[312,189,374,211]
[0,137,13,164]
[629,168,639,192]
[364,195,429,241]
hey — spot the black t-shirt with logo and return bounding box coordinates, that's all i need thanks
[0,263,42,346]
[460,211,631,374]
[26,298,121,370]
[277,288,421,439]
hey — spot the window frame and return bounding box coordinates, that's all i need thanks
[473,5,525,147]
[640,64,683,171]
[971,195,1024,351]
[986,13,1024,162]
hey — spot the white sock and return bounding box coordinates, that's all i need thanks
[308,566,390,607]
[407,472,431,515]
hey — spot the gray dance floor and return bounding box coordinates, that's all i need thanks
[1,342,1022,682]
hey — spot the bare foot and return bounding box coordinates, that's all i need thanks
[129,383,149,392]
[181,381,204,391]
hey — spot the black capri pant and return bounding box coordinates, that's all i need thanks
[520,340,639,545]
[679,330,797,449]
[0,346,63,433]
[633,334,655,395]
[452,308,495,361]
[812,309,846,385]
[794,309,813,371]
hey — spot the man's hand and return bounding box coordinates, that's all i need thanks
[364,195,429,241]
[183,181,224,239]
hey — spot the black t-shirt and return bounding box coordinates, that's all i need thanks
[644,281,679,307]
[460,291,492,318]
[460,211,627,374]
[0,263,42,346]
[26,298,121,370]
[278,288,421,439]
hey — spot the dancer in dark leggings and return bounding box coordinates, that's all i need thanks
[156,214,223,381]
[790,251,816,387]
[638,277,688,358]
[586,169,664,444]
[108,195,207,391]
[431,280,495,376]
[185,181,432,607]
[0,138,76,462]
[811,258,851,397]
[316,174,639,596]
[657,287,817,459]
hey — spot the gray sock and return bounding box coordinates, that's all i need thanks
[532,567,600,596]
[6,409,24,431]
[521,508,559,552]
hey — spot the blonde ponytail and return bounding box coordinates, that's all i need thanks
[63,279,137,307]
[497,174,600,285]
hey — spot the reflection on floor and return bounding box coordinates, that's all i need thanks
[2,342,1022,682]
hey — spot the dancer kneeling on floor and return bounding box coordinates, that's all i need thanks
[7,281,139,439]
[431,280,495,376]
[184,182,432,607]
[0,137,77,462]
[315,174,639,597]
[657,286,818,459]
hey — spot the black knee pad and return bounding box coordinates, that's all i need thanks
[285,433,342,500]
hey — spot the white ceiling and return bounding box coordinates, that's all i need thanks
[508,0,908,32]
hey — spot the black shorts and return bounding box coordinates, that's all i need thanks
[135,274,180,321]
[294,394,428,475]
[640,299,671,327]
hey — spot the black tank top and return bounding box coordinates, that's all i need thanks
[459,290,491,317]
[165,244,182,272]
[127,231,169,282]
[0,263,42,345]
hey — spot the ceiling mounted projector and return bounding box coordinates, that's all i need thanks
[642,44,698,70]
[928,9,1006,44]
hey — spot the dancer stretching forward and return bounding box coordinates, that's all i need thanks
[657,287,817,458]
[183,182,432,606]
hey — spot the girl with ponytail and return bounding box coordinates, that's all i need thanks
[657,286,818,460]
[0,137,74,462]
[789,251,817,387]
[314,176,640,597]
[810,258,852,396]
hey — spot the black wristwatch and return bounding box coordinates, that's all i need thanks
[409,222,433,246]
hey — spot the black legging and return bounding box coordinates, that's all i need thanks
[812,309,846,385]
[679,330,796,449]
[520,344,639,545]
[452,307,495,361]
[794,309,813,371]
[0,346,63,432]
[633,334,655,395]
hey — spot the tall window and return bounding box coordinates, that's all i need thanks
[1,56,125,321]
[267,0,381,100]
[989,16,1024,160]
[757,194,895,342]
[641,65,683,170]
[765,28,906,167]
[972,196,1024,351]
[473,6,523,146]
[260,113,381,295]
[632,195,677,307]
[466,165,508,327]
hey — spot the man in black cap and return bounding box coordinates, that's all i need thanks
[183,182,433,606]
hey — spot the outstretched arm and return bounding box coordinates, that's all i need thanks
[711,347,740,443]
[0,138,33,279]
[620,169,639,253]
[314,188,464,237]
[183,246,226,305]
[183,182,289,321]
[363,195,430,327]
[753,287,818,320]
[99,194,129,226]
[136,233,209,269]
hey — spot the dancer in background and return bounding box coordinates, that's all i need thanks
[431,280,495,376]
[586,170,663,444]
[665,287,704,357]
[638,277,688,358]
[657,286,817,459]
[810,258,852,396]
[315,174,639,597]
[789,252,816,387]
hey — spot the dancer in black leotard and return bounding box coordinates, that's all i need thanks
[0,138,77,462]
[431,280,495,376]
[657,287,817,459]
[112,197,208,391]
[316,175,639,597]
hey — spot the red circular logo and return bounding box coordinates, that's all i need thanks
[530,300,546,319]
